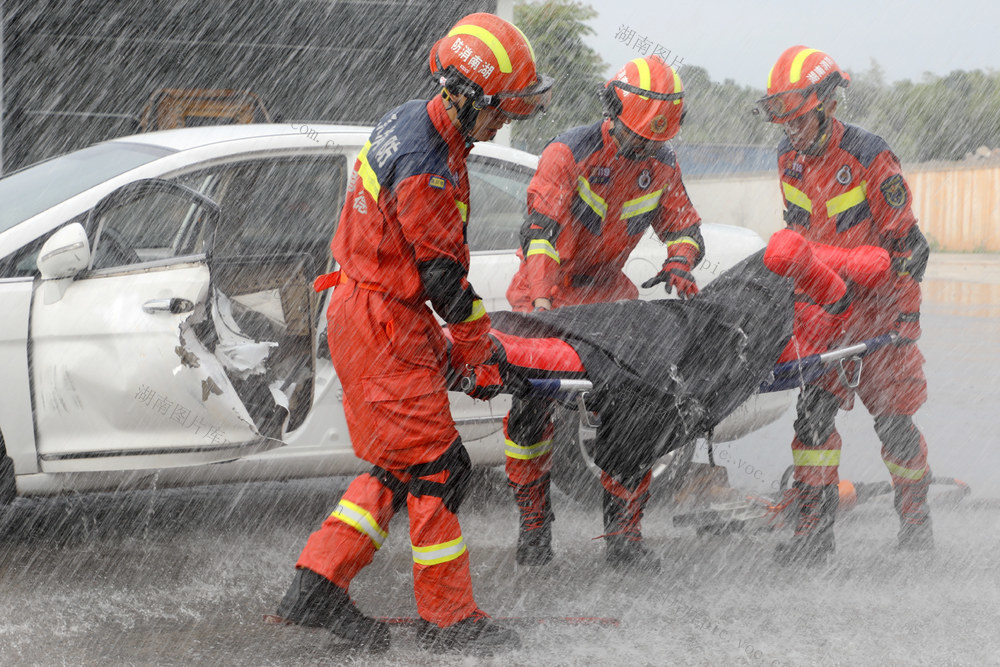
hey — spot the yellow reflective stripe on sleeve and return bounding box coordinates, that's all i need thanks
[576,176,608,220]
[449,26,512,73]
[332,499,389,549]
[412,536,467,566]
[356,141,381,201]
[792,449,841,467]
[630,57,651,99]
[885,461,928,481]
[620,189,663,219]
[666,236,702,254]
[526,239,560,263]
[825,182,867,218]
[790,48,821,84]
[504,437,554,461]
[461,299,487,323]
[455,200,468,223]
[783,182,813,213]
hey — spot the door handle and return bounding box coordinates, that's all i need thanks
[142,298,195,314]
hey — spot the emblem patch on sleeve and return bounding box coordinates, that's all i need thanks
[880,174,907,209]
[429,176,447,190]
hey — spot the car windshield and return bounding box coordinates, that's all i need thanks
[0,142,175,233]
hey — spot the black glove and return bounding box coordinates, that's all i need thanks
[642,257,699,299]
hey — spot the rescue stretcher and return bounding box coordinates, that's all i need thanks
[457,230,920,506]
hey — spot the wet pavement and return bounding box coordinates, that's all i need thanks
[1,253,997,665]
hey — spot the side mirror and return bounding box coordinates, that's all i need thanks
[37,222,91,280]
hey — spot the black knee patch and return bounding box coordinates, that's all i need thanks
[407,439,472,514]
[874,415,921,461]
[506,394,554,446]
[370,465,409,514]
[793,386,839,447]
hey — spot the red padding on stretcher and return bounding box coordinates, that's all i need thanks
[489,329,586,374]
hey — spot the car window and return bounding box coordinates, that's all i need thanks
[90,187,215,270]
[0,142,174,233]
[180,155,346,277]
[467,156,532,252]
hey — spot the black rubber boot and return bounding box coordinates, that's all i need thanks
[602,484,660,573]
[276,568,390,653]
[773,482,838,567]
[416,609,521,654]
[895,475,934,551]
[511,473,554,566]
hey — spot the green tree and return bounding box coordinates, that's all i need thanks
[512,0,607,153]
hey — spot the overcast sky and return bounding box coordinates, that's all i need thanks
[581,0,1000,88]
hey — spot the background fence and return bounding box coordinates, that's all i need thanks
[686,162,1000,252]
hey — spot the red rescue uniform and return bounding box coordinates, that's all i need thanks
[506,119,702,310]
[504,119,702,492]
[778,118,930,491]
[296,96,492,627]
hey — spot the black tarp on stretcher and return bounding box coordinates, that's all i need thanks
[489,250,796,483]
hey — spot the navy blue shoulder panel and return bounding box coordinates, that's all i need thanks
[777,135,794,157]
[550,121,605,162]
[651,142,677,168]
[839,124,891,168]
[366,100,452,190]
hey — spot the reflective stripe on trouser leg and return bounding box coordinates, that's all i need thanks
[296,471,400,590]
[791,386,841,486]
[407,489,477,627]
[503,398,555,486]
[875,414,930,485]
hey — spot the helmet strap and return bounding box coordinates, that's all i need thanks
[801,102,833,156]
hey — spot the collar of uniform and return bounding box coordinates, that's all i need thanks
[600,118,616,153]
[427,96,472,158]
[802,117,845,160]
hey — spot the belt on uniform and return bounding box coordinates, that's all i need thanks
[313,269,386,293]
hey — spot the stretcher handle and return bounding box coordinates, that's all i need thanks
[760,332,898,393]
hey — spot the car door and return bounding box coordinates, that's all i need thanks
[30,179,277,472]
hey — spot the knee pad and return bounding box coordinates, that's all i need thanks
[874,414,921,461]
[408,439,472,514]
[793,386,839,447]
[370,465,409,514]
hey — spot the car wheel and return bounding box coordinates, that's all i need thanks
[549,405,696,508]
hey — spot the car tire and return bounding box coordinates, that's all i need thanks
[549,405,696,509]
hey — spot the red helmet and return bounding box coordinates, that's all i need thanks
[429,13,553,120]
[757,46,850,123]
[600,56,685,141]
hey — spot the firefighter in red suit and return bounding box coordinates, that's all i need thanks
[756,46,933,565]
[503,55,703,571]
[274,13,553,653]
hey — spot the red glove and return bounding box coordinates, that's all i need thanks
[642,257,698,299]
[448,318,493,370]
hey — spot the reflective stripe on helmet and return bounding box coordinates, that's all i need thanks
[789,48,822,84]
[630,57,652,99]
[448,24,513,73]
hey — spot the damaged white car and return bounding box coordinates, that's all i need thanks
[0,124,790,507]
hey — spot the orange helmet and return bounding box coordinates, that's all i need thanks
[600,56,685,141]
[429,13,553,122]
[757,46,850,123]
